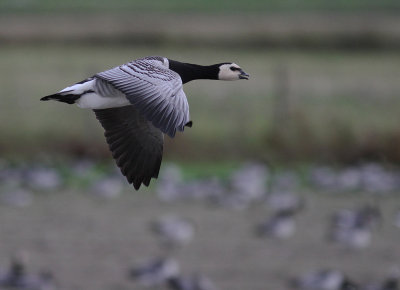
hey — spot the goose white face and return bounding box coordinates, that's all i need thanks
[218,63,249,81]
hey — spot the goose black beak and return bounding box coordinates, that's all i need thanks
[239,70,249,80]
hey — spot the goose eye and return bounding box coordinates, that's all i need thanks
[230,67,239,71]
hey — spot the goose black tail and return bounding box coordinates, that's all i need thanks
[40,92,81,104]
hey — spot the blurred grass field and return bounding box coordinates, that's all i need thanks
[1,0,400,13]
[1,188,399,290]
[1,44,400,163]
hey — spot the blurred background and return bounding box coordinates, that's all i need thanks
[0,1,400,290]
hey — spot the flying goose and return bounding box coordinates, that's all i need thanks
[41,56,249,189]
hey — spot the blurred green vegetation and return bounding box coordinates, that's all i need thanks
[1,0,399,13]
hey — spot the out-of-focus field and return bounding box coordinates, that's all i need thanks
[1,0,399,13]
[1,4,400,290]
[0,187,399,290]
[1,44,400,162]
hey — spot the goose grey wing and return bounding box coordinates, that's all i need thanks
[95,58,190,138]
[93,105,163,190]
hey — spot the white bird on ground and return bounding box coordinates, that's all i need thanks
[41,56,249,189]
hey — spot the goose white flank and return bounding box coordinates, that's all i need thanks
[41,56,249,189]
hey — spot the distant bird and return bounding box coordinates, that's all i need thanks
[41,56,249,189]
[0,255,55,290]
[89,174,124,199]
[329,205,381,249]
[229,162,269,201]
[24,166,62,191]
[151,215,195,248]
[266,191,304,212]
[291,269,358,290]
[129,257,180,287]
[167,274,218,290]
[362,268,399,290]
[0,256,27,288]
[256,209,297,240]
[330,223,372,249]
[156,164,184,202]
[382,279,399,290]
[363,278,398,290]
[331,205,381,230]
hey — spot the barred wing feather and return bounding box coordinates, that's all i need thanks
[95,59,190,137]
[93,106,163,190]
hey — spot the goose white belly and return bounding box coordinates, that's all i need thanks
[58,78,131,109]
[76,92,130,109]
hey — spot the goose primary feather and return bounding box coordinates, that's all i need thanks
[41,56,249,189]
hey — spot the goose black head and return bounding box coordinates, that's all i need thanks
[218,63,249,81]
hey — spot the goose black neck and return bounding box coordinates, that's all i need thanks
[168,59,220,84]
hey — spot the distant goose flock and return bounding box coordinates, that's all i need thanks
[41,56,249,189]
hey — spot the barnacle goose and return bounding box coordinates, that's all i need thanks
[41,56,249,189]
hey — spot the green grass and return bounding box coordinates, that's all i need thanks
[172,161,242,180]
[1,44,400,163]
